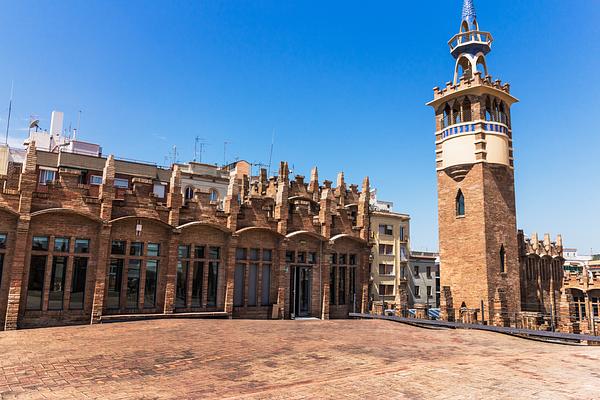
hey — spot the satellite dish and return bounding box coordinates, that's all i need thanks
[29,119,39,129]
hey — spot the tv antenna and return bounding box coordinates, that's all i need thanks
[194,136,208,163]
[267,129,275,176]
[4,81,13,145]
[223,140,231,166]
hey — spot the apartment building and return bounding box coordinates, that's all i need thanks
[369,199,410,311]
[408,251,440,309]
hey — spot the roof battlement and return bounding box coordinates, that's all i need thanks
[519,231,564,259]
[432,72,511,101]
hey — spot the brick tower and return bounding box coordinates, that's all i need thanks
[427,0,520,325]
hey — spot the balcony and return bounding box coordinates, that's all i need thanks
[448,30,493,58]
[440,121,509,140]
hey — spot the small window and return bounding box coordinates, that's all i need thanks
[427,286,432,297]
[414,266,420,277]
[114,178,129,189]
[32,236,49,251]
[38,169,56,185]
[54,237,70,252]
[178,245,190,259]
[349,254,357,265]
[415,286,421,297]
[339,254,347,265]
[209,246,220,260]
[195,245,205,259]
[378,224,393,236]
[0,233,6,249]
[297,252,306,264]
[249,248,260,261]
[500,245,506,273]
[330,253,337,265]
[209,189,219,202]
[90,175,103,185]
[263,249,273,262]
[184,186,194,200]
[153,183,166,198]
[130,242,144,257]
[285,251,295,263]
[111,240,126,255]
[236,248,247,260]
[74,239,90,254]
[307,252,317,264]
[456,189,465,217]
[147,243,160,257]
[426,266,432,278]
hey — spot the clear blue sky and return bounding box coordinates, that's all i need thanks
[0,1,598,253]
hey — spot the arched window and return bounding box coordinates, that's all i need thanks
[456,190,465,217]
[452,103,462,124]
[442,104,451,128]
[209,189,219,203]
[484,97,493,121]
[462,98,472,122]
[184,186,194,201]
[499,245,506,273]
[498,102,508,125]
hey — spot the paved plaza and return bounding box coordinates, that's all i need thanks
[0,319,598,399]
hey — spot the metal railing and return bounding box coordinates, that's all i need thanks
[448,30,493,52]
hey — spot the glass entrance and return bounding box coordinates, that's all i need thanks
[293,266,312,317]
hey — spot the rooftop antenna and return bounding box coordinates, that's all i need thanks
[76,110,82,138]
[194,136,208,162]
[4,81,13,145]
[170,145,179,165]
[223,140,231,166]
[268,129,275,177]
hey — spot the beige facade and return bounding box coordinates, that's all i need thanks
[369,209,410,310]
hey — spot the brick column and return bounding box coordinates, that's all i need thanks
[320,242,333,319]
[224,234,239,316]
[558,290,576,334]
[90,223,112,324]
[359,248,370,314]
[163,232,180,314]
[4,217,31,330]
[275,238,289,319]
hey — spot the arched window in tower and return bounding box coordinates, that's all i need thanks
[493,100,500,122]
[484,97,493,121]
[452,103,462,125]
[462,97,472,122]
[442,104,451,128]
[184,186,194,201]
[456,56,472,81]
[500,245,506,273]
[456,190,465,217]
[475,55,487,76]
[209,189,219,203]
[498,102,508,125]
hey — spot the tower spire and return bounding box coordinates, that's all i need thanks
[462,0,477,28]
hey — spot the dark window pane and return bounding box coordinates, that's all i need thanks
[307,252,317,264]
[248,264,258,306]
[236,248,247,260]
[130,242,144,257]
[194,245,205,259]
[207,261,219,306]
[339,267,346,305]
[147,243,160,257]
[126,259,141,309]
[349,254,357,265]
[70,257,87,310]
[297,252,306,264]
[331,253,337,265]
[107,259,123,309]
[262,249,272,262]
[74,239,90,254]
[54,237,70,252]
[285,251,294,263]
[261,265,271,305]
[111,240,126,255]
[26,255,46,310]
[191,261,203,307]
[144,260,158,308]
[249,249,260,261]
[234,264,244,307]
[209,247,220,260]
[176,261,188,308]
[329,267,336,305]
[0,254,3,288]
[339,254,347,265]
[49,256,67,310]
[0,233,6,249]
[32,236,49,251]
[178,245,190,259]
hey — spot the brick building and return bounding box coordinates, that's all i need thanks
[0,136,371,330]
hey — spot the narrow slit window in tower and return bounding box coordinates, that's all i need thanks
[456,190,465,217]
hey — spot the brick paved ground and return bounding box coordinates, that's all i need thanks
[0,320,599,399]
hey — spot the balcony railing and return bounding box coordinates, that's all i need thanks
[440,121,509,140]
[448,30,493,53]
